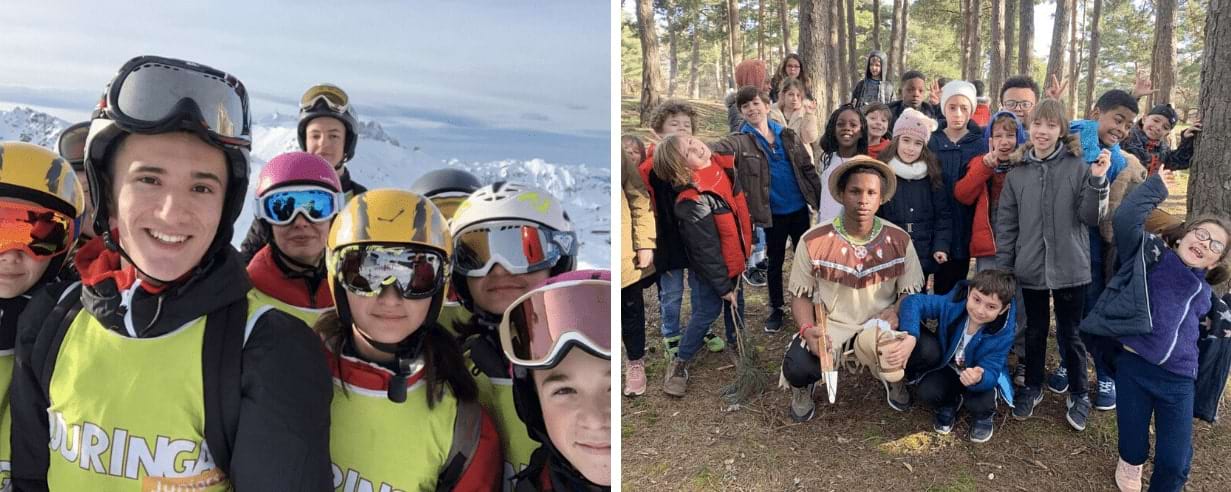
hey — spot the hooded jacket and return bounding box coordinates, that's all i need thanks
[954,111,1028,258]
[851,51,894,108]
[638,144,690,273]
[10,237,333,491]
[897,281,1017,402]
[994,138,1109,290]
[928,119,988,261]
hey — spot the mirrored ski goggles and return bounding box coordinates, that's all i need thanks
[453,222,577,277]
[57,121,90,165]
[499,278,611,368]
[255,186,343,225]
[0,202,76,258]
[105,55,251,148]
[299,83,350,113]
[334,244,447,299]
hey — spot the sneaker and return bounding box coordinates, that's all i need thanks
[703,332,726,353]
[663,358,689,397]
[789,384,816,422]
[970,415,995,443]
[933,406,957,434]
[1012,364,1026,388]
[624,359,647,396]
[1066,395,1092,431]
[1095,379,1117,411]
[742,268,768,287]
[765,308,784,333]
[1115,458,1143,492]
[1012,386,1044,420]
[1047,367,1069,394]
[663,335,681,360]
[885,380,912,412]
[755,259,769,271]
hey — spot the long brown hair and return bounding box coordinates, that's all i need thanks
[651,134,693,188]
[878,136,943,190]
[315,309,477,407]
[1159,215,1231,284]
[771,54,812,96]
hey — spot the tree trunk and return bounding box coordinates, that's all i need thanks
[728,0,742,82]
[1188,0,1231,294]
[873,0,882,50]
[1068,0,1080,114]
[1152,0,1178,106]
[1045,0,1070,100]
[1018,0,1034,75]
[800,0,833,115]
[834,0,849,100]
[900,0,909,79]
[970,0,983,81]
[1083,0,1103,119]
[1005,0,1016,80]
[989,0,1006,108]
[889,0,903,81]
[667,0,679,97]
[636,0,664,125]
[721,38,731,96]
[758,0,766,60]
[847,0,859,92]
[688,12,701,98]
[960,0,970,79]
[779,0,792,55]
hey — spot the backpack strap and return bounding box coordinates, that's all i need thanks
[434,398,483,491]
[202,296,257,478]
[37,282,83,401]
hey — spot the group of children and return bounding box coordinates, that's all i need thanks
[622,51,1230,491]
[0,55,612,491]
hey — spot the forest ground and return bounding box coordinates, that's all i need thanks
[620,97,1228,491]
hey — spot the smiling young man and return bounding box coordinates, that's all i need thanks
[10,56,331,491]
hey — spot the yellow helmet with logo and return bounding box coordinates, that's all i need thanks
[0,141,86,285]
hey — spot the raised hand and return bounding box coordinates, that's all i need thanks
[1132,70,1157,99]
[1091,148,1112,178]
[1045,74,1069,100]
[983,151,1000,169]
[929,79,942,105]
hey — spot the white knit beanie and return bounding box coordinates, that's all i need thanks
[940,80,977,109]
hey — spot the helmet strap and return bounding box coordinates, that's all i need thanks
[103,229,180,286]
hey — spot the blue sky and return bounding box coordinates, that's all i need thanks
[0,1,611,166]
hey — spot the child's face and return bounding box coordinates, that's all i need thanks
[466,264,551,315]
[0,201,52,297]
[840,172,883,222]
[869,56,882,78]
[346,287,431,344]
[782,87,805,112]
[1141,114,1172,141]
[834,110,862,150]
[901,79,926,107]
[966,288,1009,326]
[895,134,925,163]
[681,136,712,170]
[1093,106,1137,146]
[1029,117,1062,153]
[866,111,889,140]
[657,113,694,138]
[1177,222,1228,270]
[1000,87,1037,122]
[785,58,801,78]
[989,123,1018,157]
[739,97,769,126]
[621,140,643,165]
[270,215,331,266]
[534,349,611,486]
[943,96,973,129]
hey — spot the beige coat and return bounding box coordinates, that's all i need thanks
[621,157,655,287]
[770,104,820,161]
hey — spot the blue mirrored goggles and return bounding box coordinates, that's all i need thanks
[255,186,343,225]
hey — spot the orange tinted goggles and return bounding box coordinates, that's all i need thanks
[0,202,76,258]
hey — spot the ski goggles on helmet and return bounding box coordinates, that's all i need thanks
[499,278,611,368]
[453,221,578,277]
[428,192,469,221]
[300,83,350,113]
[255,186,343,225]
[334,244,447,299]
[103,55,251,149]
[0,202,77,258]
[57,122,90,168]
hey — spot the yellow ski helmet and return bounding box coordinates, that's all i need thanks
[0,141,86,284]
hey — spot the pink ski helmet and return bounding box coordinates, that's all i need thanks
[254,151,342,197]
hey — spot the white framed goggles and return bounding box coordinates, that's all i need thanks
[452,221,577,278]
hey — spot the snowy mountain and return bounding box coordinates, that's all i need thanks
[0,106,610,269]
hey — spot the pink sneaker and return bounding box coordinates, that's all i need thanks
[1115,458,1142,492]
[624,359,647,396]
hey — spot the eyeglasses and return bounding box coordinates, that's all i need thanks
[1194,227,1226,255]
[0,202,77,258]
[333,244,447,299]
[499,278,611,368]
[1002,100,1035,111]
[254,186,343,225]
[453,221,577,277]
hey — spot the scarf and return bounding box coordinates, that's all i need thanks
[1071,119,1126,182]
[889,158,929,181]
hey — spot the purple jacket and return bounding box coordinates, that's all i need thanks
[1119,249,1212,379]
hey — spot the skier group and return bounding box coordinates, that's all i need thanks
[621,53,1228,492]
[0,55,610,491]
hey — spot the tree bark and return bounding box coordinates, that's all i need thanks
[873,0,882,50]
[799,0,833,115]
[688,9,701,99]
[960,0,970,79]
[1188,0,1231,294]
[847,0,859,93]
[889,0,903,81]
[779,0,792,55]
[1152,0,1178,106]
[728,0,742,83]
[667,0,679,97]
[636,0,664,125]
[1018,0,1034,76]
[759,0,767,60]
[834,0,849,100]
[900,0,909,80]
[1068,0,1080,114]
[970,0,983,81]
[1045,0,1070,100]
[1083,0,1102,119]
[1005,0,1016,80]
[989,0,1006,108]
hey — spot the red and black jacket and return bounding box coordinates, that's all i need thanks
[673,154,753,296]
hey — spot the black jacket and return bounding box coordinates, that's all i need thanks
[877,172,953,275]
[10,243,333,491]
[888,100,945,128]
[1121,126,1196,174]
[640,153,691,273]
[928,120,988,260]
[239,168,367,264]
[711,129,823,228]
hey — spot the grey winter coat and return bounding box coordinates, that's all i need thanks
[851,51,894,108]
[994,137,1109,290]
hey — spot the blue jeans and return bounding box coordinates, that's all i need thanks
[678,274,744,362]
[747,226,767,268]
[1116,351,1194,492]
[656,269,688,339]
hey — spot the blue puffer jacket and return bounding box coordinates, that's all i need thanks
[877,163,953,275]
[928,120,988,260]
[898,281,1017,404]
